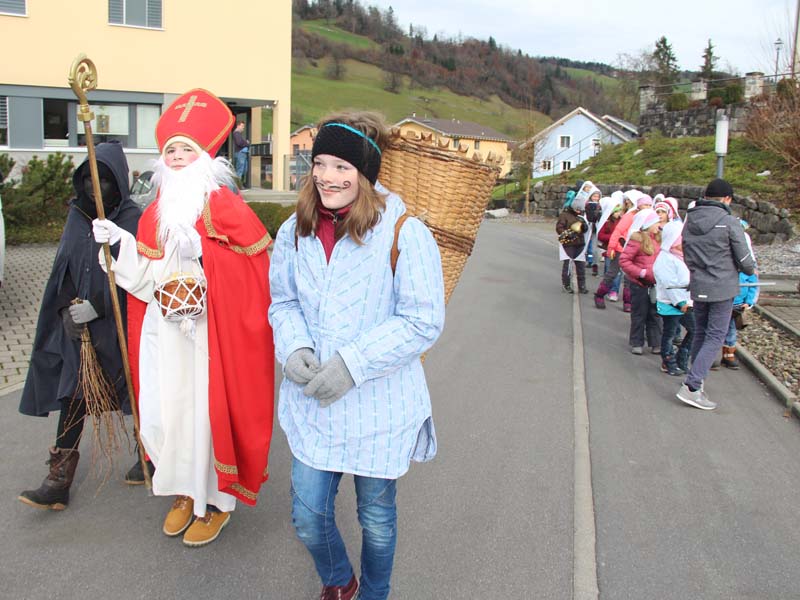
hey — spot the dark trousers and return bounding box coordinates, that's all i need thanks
[627,279,662,347]
[685,299,733,390]
[562,259,586,289]
[56,396,86,450]
[661,311,695,360]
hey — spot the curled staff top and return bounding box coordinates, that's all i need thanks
[68,54,98,107]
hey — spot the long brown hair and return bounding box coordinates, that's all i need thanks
[295,111,389,244]
[630,230,662,255]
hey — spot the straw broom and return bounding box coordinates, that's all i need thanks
[71,300,130,488]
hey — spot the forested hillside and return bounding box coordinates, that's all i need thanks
[292,0,623,121]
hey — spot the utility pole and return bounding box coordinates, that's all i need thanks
[793,0,800,77]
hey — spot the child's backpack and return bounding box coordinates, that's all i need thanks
[585,200,602,224]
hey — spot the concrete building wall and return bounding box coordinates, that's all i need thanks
[0,0,292,189]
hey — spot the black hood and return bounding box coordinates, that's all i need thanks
[72,141,131,219]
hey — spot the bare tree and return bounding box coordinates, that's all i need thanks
[746,87,799,192]
[611,49,655,121]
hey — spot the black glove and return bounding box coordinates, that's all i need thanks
[60,308,83,340]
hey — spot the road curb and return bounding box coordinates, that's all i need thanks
[0,382,25,396]
[737,345,797,409]
[753,305,800,338]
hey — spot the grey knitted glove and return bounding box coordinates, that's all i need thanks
[68,301,99,324]
[284,347,321,385]
[303,353,355,408]
[60,309,82,340]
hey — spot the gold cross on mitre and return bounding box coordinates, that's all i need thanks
[174,95,208,123]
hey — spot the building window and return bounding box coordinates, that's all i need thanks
[76,103,130,147]
[0,0,26,16]
[561,160,572,172]
[540,159,552,172]
[109,0,162,29]
[0,96,7,146]
[452,137,460,149]
[474,140,481,150]
[44,99,70,147]
[293,144,300,155]
[592,138,601,153]
[136,104,160,149]
[559,135,571,149]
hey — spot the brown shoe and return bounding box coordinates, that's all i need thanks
[163,496,194,536]
[320,575,358,600]
[182,510,230,547]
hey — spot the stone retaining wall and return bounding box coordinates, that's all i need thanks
[638,104,750,138]
[531,182,795,243]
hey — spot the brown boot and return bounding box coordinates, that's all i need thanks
[18,447,80,510]
[722,345,740,369]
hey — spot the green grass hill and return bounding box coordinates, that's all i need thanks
[288,57,550,140]
[542,134,790,203]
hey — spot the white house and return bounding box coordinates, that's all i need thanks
[527,107,636,179]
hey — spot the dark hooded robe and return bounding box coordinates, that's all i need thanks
[19,141,141,417]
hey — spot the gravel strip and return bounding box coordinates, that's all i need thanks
[738,312,800,397]
[752,240,800,277]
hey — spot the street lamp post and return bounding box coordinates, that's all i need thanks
[715,113,729,178]
[775,37,784,79]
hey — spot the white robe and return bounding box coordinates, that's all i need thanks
[104,231,235,516]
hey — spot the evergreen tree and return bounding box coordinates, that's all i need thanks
[652,36,679,85]
[700,39,717,80]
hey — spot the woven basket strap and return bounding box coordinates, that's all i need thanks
[391,212,409,275]
[427,223,476,256]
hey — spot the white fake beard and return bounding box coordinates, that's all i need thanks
[153,152,236,244]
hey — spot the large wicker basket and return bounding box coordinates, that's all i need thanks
[378,130,502,304]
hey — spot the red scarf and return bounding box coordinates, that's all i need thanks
[316,203,352,263]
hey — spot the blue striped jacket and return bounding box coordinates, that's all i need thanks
[268,185,445,479]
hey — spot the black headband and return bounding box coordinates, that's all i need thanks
[311,122,382,184]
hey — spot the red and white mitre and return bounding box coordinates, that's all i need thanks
[156,88,234,157]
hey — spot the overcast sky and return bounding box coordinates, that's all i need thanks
[366,0,797,76]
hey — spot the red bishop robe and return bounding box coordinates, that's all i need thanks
[127,187,274,505]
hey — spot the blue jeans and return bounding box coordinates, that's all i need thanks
[291,457,398,600]
[685,299,733,389]
[661,311,695,360]
[235,148,248,181]
[725,317,737,346]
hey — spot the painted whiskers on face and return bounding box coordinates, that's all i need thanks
[312,154,359,210]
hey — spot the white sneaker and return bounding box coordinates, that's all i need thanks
[676,384,717,410]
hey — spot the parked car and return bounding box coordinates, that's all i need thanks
[130,170,156,209]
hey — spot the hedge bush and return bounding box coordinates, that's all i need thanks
[2,153,75,244]
[246,201,296,239]
[666,92,689,111]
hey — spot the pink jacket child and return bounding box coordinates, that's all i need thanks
[619,209,662,287]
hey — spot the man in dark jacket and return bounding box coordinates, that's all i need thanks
[18,142,143,510]
[677,178,755,410]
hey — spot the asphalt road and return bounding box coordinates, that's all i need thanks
[3,220,800,599]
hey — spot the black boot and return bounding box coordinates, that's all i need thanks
[18,447,79,510]
[663,354,685,376]
[125,456,155,485]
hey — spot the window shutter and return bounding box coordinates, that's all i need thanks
[147,0,162,28]
[0,97,8,129]
[0,0,25,14]
[108,0,123,24]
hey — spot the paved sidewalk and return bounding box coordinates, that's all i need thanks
[0,244,57,393]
